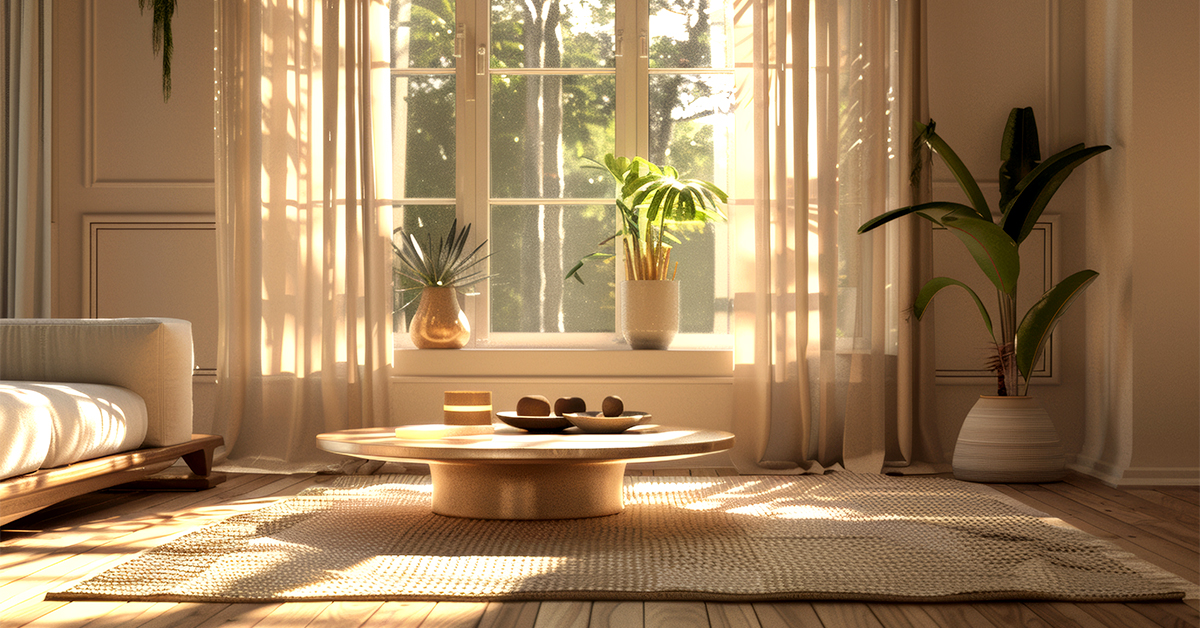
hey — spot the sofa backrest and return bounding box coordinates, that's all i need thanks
[0,318,193,447]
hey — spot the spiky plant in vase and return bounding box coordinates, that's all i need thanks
[393,220,492,349]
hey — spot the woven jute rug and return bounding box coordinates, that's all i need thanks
[48,473,1193,603]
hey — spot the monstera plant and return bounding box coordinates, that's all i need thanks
[859,107,1110,396]
[566,153,728,284]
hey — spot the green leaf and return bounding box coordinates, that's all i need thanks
[1015,269,1098,383]
[860,202,1019,296]
[999,107,1041,209]
[917,120,993,223]
[914,277,996,341]
[918,209,1021,297]
[858,201,977,234]
[1000,144,1110,244]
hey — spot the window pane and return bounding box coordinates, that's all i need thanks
[669,222,730,334]
[489,204,616,333]
[648,73,733,335]
[391,0,456,69]
[647,73,732,187]
[648,0,730,69]
[490,75,615,199]
[491,0,615,69]
[392,205,460,333]
[393,75,456,199]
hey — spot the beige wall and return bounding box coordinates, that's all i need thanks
[51,0,219,433]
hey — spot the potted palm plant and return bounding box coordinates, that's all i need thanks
[859,107,1110,481]
[393,220,492,349]
[566,154,728,349]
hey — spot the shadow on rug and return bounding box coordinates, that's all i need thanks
[48,473,1193,603]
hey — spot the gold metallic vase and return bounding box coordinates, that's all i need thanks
[410,286,470,349]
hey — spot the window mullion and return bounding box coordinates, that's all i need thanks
[615,0,642,159]
[463,0,491,344]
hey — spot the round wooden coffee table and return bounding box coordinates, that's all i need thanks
[316,424,734,520]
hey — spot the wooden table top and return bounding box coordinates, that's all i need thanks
[316,424,735,464]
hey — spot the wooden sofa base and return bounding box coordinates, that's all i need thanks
[0,434,225,526]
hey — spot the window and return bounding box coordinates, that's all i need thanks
[390,0,734,348]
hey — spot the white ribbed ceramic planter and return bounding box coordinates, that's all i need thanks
[952,395,1066,483]
[619,280,680,350]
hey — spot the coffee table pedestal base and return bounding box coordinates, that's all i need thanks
[429,460,627,519]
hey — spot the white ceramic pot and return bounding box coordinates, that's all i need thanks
[619,280,680,350]
[952,395,1066,483]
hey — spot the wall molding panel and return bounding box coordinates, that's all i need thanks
[83,214,218,374]
[82,0,215,189]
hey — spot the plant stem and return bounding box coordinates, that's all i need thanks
[996,290,1019,395]
[623,238,636,280]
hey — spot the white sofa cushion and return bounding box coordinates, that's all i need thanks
[0,382,148,471]
[0,318,192,447]
[0,386,52,480]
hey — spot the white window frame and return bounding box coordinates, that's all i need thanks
[391,0,735,358]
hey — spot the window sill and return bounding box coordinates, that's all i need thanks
[393,347,733,379]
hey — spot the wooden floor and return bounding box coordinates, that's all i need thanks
[2,467,1197,628]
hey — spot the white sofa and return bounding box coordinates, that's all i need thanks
[0,318,223,524]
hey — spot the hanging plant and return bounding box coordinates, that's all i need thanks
[139,0,176,102]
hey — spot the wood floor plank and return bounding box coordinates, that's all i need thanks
[705,602,761,628]
[1,473,262,553]
[1127,601,1200,628]
[864,603,940,628]
[1148,601,1200,625]
[750,602,822,628]
[477,601,541,628]
[129,602,230,628]
[248,602,333,627]
[16,600,124,627]
[1046,478,1199,549]
[1,598,70,627]
[307,601,386,628]
[971,602,1054,628]
[1077,602,1172,627]
[419,602,489,628]
[1159,487,1200,506]
[533,601,591,628]
[914,603,1000,628]
[589,601,643,628]
[3,473,267,541]
[358,601,436,627]
[74,602,168,628]
[191,604,283,628]
[992,483,1200,583]
[1020,602,1092,628]
[645,601,710,628]
[813,602,888,627]
[1125,488,1200,523]
[1067,476,1199,520]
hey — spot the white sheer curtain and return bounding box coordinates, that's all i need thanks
[214,0,394,472]
[731,0,944,473]
[2,0,50,318]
